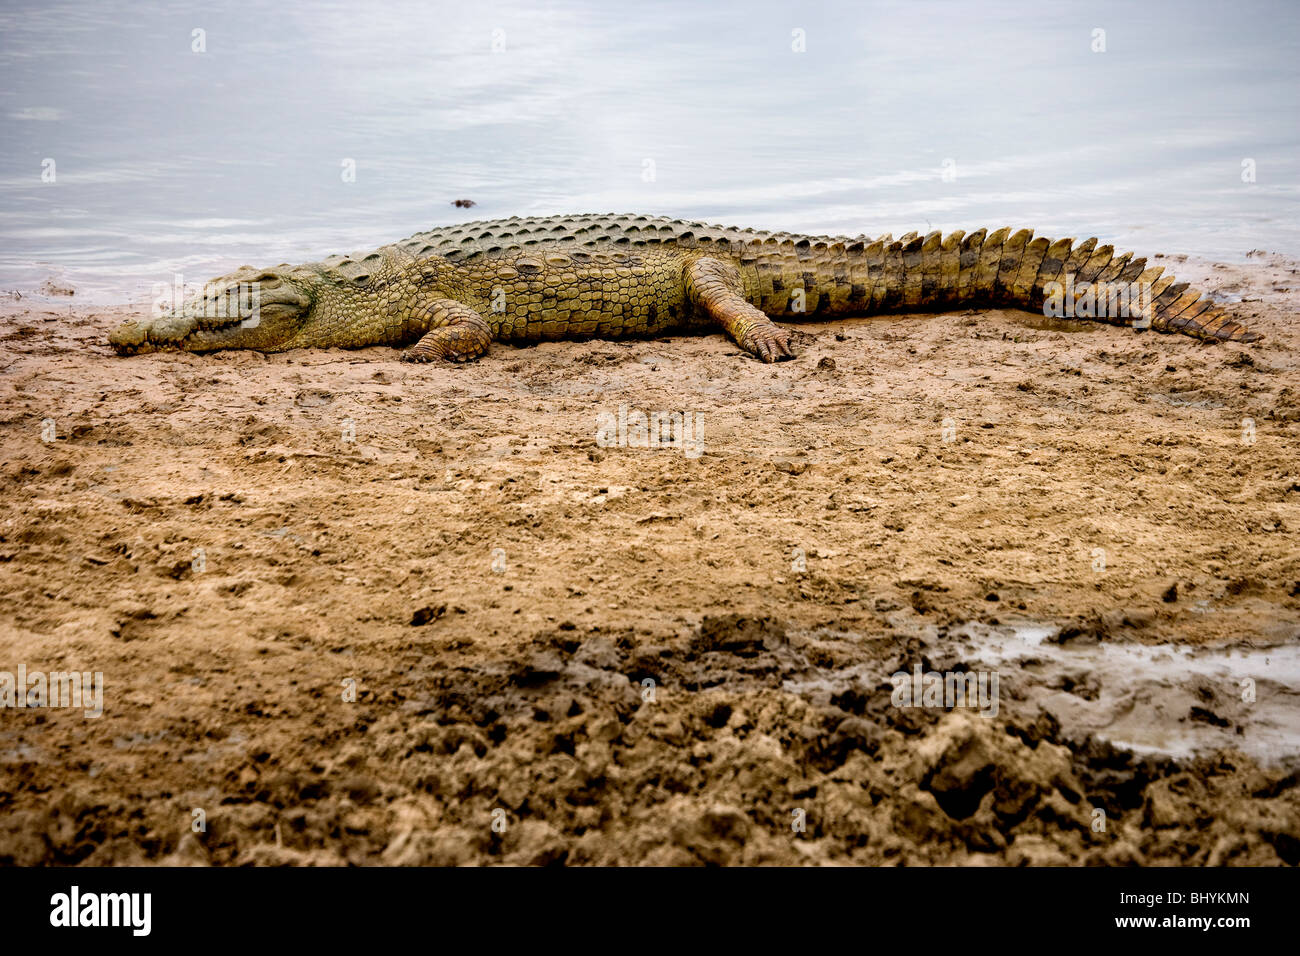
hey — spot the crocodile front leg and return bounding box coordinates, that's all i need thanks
[685,257,799,363]
[400,299,493,363]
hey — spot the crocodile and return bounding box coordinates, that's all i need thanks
[108,214,1260,362]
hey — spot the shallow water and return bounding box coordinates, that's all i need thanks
[1,0,1298,302]
[785,616,1300,764]
[953,622,1300,764]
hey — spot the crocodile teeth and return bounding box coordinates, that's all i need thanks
[147,315,197,343]
[193,311,244,331]
[108,319,148,351]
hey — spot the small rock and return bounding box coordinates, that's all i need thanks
[919,723,996,820]
[410,604,446,626]
[825,716,882,763]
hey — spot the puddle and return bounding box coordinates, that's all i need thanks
[949,622,1300,765]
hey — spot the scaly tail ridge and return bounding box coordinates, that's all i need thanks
[886,229,1261,343]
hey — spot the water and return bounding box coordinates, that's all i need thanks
[785,617,1300,764]
[953,622,1300,764]
[2,0,1298,303]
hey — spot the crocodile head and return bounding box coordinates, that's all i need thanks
[109,266,319,354]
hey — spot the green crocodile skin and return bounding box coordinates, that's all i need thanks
[108,213,1260,362]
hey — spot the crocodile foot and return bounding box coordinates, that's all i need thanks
[685,256,800,363]
[400,304,493,363]
[740,322,800,363]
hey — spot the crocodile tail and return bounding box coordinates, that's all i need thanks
[769,228,1260,343]
[943,228,1261,343]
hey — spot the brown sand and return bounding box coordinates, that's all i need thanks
[0,251,1297,866]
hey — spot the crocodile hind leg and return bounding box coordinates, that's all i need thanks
[685,257,799,363]
[400,299,493,363]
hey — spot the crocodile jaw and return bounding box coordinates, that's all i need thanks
[109,307,302,353]
[109,270,316,354]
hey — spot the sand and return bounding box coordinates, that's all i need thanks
[0,251,1297,866]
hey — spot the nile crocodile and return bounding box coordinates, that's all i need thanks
[108,214,1260,362]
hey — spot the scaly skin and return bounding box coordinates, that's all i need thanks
[108,214,1261,362]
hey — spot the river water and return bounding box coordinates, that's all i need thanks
[2,0,1297,302]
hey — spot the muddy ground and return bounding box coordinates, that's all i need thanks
[1,251,1298,866]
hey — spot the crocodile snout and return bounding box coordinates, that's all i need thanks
[108,314,198,354]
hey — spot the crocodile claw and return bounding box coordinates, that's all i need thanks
[743,323,800,363]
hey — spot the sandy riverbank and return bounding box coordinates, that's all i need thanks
[0,251,1297,865]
